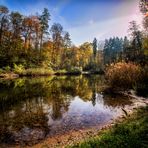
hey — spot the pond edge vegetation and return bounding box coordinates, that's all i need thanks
[69,106,148,148]
[0,65,104,78]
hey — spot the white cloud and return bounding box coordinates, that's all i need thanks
[88,20,94,25]
[3,0,142,46]
[67,13,143,46]
[62,0,143,45]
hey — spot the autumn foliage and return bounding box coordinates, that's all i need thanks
[105,62,142,90]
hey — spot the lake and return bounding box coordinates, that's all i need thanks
[0,75,132,146]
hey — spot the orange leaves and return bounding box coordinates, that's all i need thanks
[105,62,141,89]
[145,12,148,17]
[23,16,40,29]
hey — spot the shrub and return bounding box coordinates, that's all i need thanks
[19,68,54,76]
[13,64,24,74]
[13,63,54,76]
[3,66,11,72]
[0,68,4,74]
[105,62,141,90]
[67,67,82,74]
[55,69,67,75]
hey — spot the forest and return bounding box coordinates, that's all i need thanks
[0,0,147,76]
[0,0,148,147]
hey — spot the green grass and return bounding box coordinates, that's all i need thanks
[70,106,148,148]
[0,68,4,74]
[12,64,54,76]
[18,68,54,76]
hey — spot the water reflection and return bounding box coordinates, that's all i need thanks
[0,75,132,146]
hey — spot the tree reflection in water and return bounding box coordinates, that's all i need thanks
[0,75,132,146]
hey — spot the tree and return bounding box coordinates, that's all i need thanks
[129,21,142,48]
[60,32,72,69]
[0,5,9,46]
[39,8,50,49]
[139,0,148,32]
[10,12,22,38]
[103,39,109,64]
[63,32,71,48]
[103,37,124,64]
[50,23,64,69]
[123,36,130,49]
[129,21,142,53]
[124,21,144,64]
[93,38,97,59]
[10,12,23,50]
[79,42,93,69]
[35,17,41,50]
[22,16,35,50]
[139,0,148,64]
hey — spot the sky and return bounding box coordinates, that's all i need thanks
[0,0,143,45]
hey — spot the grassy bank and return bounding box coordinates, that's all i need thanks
[0,68,81,77]
[0,66,105,78]
[0,66,81,77]
[70,106,148,148]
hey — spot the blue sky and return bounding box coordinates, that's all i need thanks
[0,0,142,45]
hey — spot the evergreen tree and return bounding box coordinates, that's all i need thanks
[39,8,50,49]
[63,32,71,48]
[93,38,97,59]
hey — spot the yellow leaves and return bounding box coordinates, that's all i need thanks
[144,49,148,56]
[142,37,148,48]
[142,37,148,56]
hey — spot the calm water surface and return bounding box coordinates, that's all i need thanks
[0,75,132,146]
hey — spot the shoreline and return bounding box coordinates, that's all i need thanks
[0,71,104,79]
[29,94,148,148]
[0,92,147,148]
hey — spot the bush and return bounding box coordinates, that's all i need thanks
[105,62,141,90]
[67,67,82,74]
[13,64,24,74]
[3,66,11,72]
[19,68,54,76]
[0,68,4,74]
[55,69,67,75]
[13,63,54,76]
